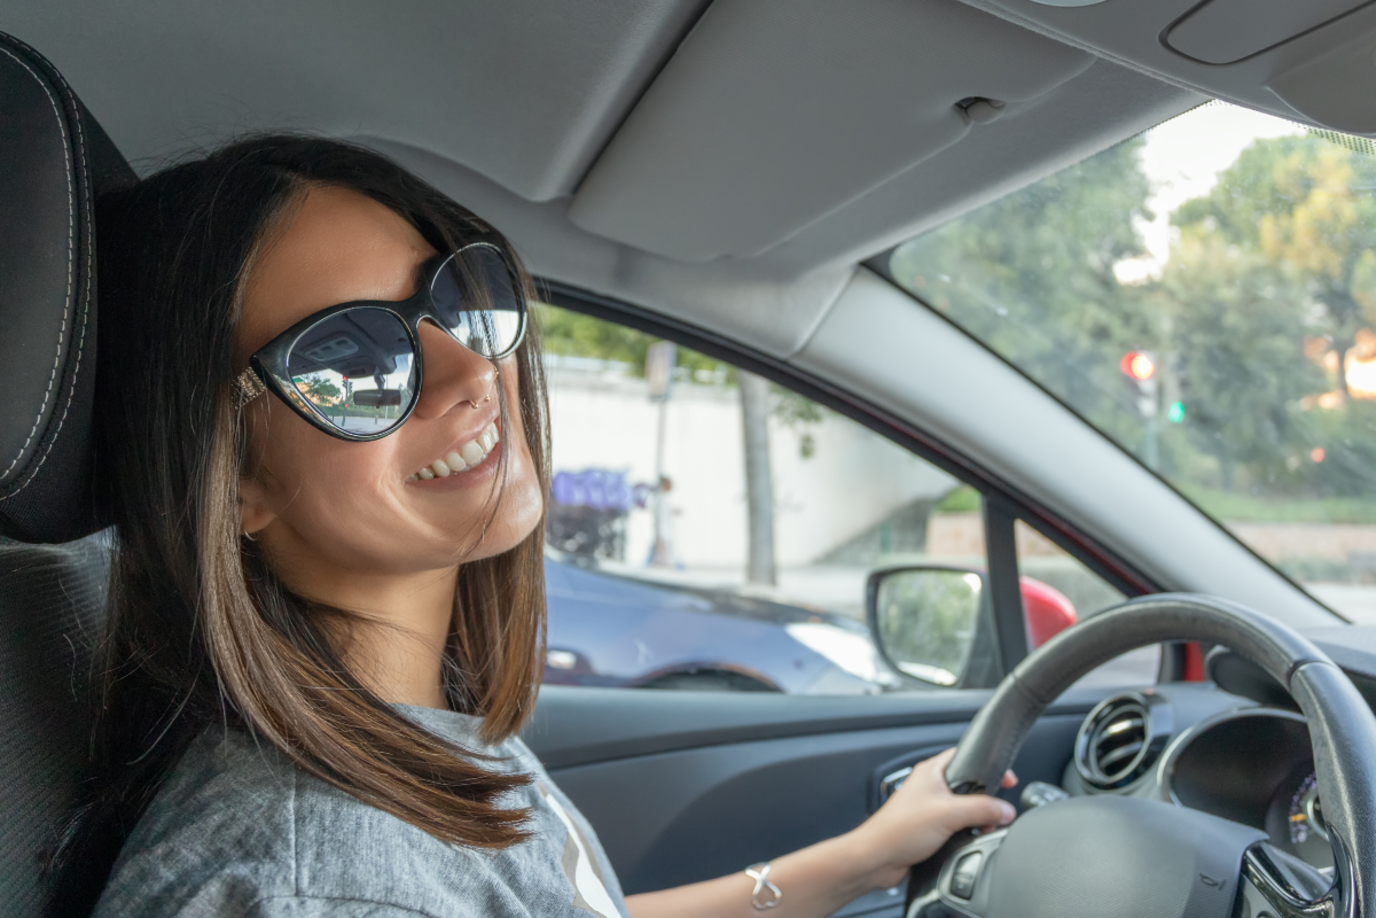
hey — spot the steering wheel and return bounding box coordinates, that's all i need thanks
[904,593,1376,918]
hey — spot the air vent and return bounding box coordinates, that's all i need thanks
[1075,695,1159,790]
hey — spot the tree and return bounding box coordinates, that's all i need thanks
[1175,136,1376,399]
[888,128,1376,504]
[771,385,824,458]
[297,374,342,406]
[1153,232,1323,491]
[890,139,1160,450]
[534,303,728,378]
[1170,135,1376,497]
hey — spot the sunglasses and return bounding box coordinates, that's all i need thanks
[233,241,526,441]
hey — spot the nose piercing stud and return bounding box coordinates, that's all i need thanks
[468,369,499,408]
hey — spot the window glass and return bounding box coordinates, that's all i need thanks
[537,304,984,694]
[890,101,1376,623]
[1013,520,1159,688]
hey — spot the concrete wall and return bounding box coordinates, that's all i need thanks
[1225,522,1376,568]
[926,512,1060,559]
[546,363,956,570]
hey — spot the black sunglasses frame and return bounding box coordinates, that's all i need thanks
[235,241,527,442]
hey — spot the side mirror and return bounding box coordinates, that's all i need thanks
[867,566,986,687]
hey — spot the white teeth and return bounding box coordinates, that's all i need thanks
[459,440,485,466]
[411,423,501,481]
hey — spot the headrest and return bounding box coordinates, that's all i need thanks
[0,33,135,543]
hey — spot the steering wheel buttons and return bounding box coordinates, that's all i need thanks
[950,851,984,899]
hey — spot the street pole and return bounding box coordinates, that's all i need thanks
[646,341,676,567]
[1123,351,1161,472]
[1144,417,1159,472]
[652,396,671,565]
[740,371,776,586]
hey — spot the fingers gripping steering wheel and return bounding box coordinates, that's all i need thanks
[905,594,1376,918]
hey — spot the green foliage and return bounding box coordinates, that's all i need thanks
[534,303,827,456]
[534,303,654,371]
[1182,485,1376,524]
[771,385,825,458]
[533,303,732,379]
[1165,135,1376,497]
[1154,234,1324,489]
[891,127,1376,516]
[1175,134,1376,380]
[891,140,1159,450]
[933,485,981,514]
[296,374,341,404]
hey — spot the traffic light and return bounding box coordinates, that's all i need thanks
[1119,351,1155,382]
[1120,351,1158,418]
[1163,352,1185,424]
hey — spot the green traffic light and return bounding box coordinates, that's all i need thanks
[1167,401,1185,423]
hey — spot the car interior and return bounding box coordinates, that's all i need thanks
[6,2,1376,917]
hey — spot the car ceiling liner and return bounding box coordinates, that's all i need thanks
[959,0,1376,135]
[568,0,1093,262]
[566,0,1376,263]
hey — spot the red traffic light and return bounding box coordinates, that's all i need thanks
[1120,351,1156,381]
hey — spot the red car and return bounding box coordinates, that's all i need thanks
[1021,576,1078,648]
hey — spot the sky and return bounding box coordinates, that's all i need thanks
[1113,101,1304,284]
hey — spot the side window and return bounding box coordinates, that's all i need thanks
[537,303,986,695]
[1013,519,1161,688]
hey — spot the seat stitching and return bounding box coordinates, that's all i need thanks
[0,42,76,485]
[2,67,94,498]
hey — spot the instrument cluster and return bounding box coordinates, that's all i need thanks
[1067,690,1333,871]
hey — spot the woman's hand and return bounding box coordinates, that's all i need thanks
[846,747,1018,891]
[625,747,1018,918]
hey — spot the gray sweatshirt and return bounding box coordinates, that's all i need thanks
[93,705,630,918]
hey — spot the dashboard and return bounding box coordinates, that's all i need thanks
[1060,684,1333,872]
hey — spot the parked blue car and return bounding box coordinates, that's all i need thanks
[542,556,901,694]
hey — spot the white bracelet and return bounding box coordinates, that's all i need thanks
[744,862,782,911]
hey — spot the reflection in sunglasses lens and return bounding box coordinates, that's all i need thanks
[285,307,417,435]
[430,246,524,358]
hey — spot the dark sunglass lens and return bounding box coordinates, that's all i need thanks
[285,307,417,436]
[430,245,525,358]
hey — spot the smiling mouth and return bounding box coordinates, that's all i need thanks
[408,422,500,481]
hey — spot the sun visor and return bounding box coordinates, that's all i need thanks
[1268,26,1376,134]
[567,0,1091,263]
[1164,0,1372,66]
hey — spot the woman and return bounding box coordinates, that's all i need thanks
[70,136,1016,917]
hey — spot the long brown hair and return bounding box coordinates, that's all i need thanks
[58,136,551,913]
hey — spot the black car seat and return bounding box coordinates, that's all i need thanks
[0,32,136,916]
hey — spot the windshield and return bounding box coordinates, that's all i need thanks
[889,101,1376,623]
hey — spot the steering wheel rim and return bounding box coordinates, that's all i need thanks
[908,593,1376,918]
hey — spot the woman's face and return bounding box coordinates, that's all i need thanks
[236,186,542,581]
